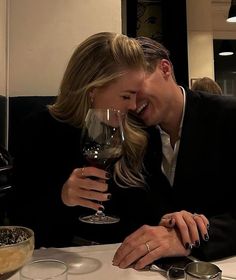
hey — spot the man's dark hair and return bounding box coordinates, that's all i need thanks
[136,36,172,73]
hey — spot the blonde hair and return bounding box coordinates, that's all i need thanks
[49,32,148,188]
[191,77,223,95]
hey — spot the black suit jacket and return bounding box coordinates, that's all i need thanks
[146,89,236,261]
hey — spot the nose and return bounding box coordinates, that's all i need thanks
[127,96,137,111]
[136,90,143,101]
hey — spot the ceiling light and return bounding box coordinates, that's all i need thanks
[226,0,236,23]
[218,40,234,56]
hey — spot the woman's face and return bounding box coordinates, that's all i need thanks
[91,69,145,114]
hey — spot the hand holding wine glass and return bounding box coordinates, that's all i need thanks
[79,108,125,224]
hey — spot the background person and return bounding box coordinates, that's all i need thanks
[191,77,223,95]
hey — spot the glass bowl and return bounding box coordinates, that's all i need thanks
[0,226,34,278]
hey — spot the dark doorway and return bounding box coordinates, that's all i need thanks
[214,39,236,96]
[123,0,189,87]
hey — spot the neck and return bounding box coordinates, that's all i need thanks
[160,86,184,145]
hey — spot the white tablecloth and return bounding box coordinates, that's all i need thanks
[9,243,236,280]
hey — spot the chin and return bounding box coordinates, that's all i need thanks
[140,116,151,126]
[139,110,150,125]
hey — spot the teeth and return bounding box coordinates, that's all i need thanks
[136,102,148,114]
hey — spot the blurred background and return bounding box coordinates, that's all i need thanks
[1,0,236,148]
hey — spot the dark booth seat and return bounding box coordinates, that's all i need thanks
[1,96,55,224]
[8,96,56,156]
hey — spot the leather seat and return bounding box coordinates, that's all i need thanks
[8,96,55,156]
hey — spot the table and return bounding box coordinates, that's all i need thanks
[9,243,236,280]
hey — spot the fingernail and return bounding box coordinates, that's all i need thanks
[107,194,112,200]
[194,240,200,247]
[185,242,190,250]
[204,233,209,241]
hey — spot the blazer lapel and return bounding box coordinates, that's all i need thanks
[173,89,204,187]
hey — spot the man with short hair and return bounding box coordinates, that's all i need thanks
[113,37,236,269]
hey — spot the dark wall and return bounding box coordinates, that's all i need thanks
[162,0,188,87]
[125,0,188,86]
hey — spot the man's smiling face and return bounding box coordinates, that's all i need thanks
[136,59,174,127]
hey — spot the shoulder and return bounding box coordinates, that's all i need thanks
[186,88,236,114]
[184,89,236,134]
[15,108,82,157]
[18,109,80,143]
[187,88,236,105]
[20,109,54,132]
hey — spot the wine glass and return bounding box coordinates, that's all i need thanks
[79,108,125,224]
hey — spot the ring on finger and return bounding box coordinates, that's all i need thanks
[80,167,85,177]
[193,213,200,217]
[145,242,151,253]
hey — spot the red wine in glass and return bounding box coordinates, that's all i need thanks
[79,109,124,224]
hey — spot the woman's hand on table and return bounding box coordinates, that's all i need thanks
[113,225,190,270]
[61,167,111,211]
[159,210,209,249]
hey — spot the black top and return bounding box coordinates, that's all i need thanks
[10,109,169,248]
[147,89,236,261]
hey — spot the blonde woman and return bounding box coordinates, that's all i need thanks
[12,32,154,248]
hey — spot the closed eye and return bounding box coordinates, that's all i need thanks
[122,96,131,100]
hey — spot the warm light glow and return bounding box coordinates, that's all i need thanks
[219,51,234,56]
[226,2,236,23]
[218,40,234,56]
[226,16,236,22]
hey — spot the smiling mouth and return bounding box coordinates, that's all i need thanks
[136,102,148,114]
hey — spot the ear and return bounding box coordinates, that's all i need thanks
[159,59,172,78]
[89,90,95,104]
[89,88,96,103]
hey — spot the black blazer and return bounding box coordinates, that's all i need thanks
[147,89,236,261]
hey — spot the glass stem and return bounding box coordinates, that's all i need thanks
[95,210,105,217]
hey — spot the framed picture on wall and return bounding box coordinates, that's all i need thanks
[190,78,199,87]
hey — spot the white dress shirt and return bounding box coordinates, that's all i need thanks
[156,86,186,186]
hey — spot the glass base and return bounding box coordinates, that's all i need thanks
[0,269,18,280]
[79,211,120,224]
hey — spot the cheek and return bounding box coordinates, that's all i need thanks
[93,93,115,108]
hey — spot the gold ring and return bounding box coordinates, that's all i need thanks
[80,167,85,177]
[145,242,151,253]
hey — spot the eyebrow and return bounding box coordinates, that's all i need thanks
[124,90,137,94]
